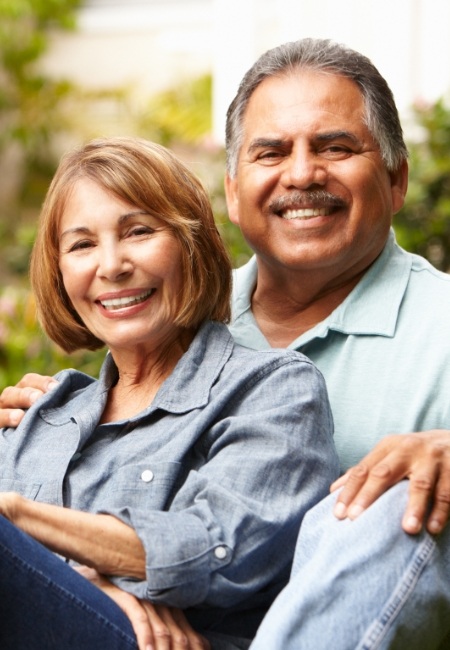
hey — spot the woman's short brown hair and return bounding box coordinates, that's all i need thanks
[30,137,232,352]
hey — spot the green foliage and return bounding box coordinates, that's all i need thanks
[136,73,253,267]
[0,0,82,155]
[0,22,252,387]
[138,74,213,146]
[0,0,83,287]
[395,99,450,270]
[6,6,449,390]
[0,288,105,386]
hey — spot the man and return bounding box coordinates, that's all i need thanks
[2,38,450,649]
[224,38,450,649]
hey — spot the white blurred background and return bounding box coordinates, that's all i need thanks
[40,0,450,143]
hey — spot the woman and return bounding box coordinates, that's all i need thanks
[0,137,339,649]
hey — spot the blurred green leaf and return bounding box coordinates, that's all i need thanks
[395,99,450,271]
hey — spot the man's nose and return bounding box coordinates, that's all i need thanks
[280,149,327,189]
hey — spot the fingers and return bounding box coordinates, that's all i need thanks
[75,567,153,650]
[143,604,211,650]
[14,373,57,392]
[426,473,450,534]
[333,438,403,520]
[0,375,58,428]
[143,602,210,650]
[332,431,450,536]
[0,408,26,428]
[170,608,211,649]
[75,567,208,650]
[402,457,450,536]
[402,470,437,534]
[141,605,174,650]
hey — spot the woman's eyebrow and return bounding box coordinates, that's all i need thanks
[118,211,151,224]
[60,211,151,240]
[59,226,90,242]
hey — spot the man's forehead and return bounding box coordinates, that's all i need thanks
[242,71,366,137]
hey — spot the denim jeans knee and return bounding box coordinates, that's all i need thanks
[251,481,450,650]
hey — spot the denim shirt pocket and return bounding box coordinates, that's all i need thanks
[0,478,41,500]
[107,461,185,512]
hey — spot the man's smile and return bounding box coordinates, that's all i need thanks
[281,207,334,220]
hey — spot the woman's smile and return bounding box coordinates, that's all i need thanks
[97,289,156,313]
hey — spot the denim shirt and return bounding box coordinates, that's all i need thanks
[0,321,338,639]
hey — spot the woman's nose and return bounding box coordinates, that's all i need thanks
[96,246,133,281]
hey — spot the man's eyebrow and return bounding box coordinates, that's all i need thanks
[315,131,362,145]
[246,138,287,154]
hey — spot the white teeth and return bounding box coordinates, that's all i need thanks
[282,207,332,220]
[100,290,153,310]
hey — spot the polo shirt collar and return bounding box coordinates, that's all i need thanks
[232,229,412,346]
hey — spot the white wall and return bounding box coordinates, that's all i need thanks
[211,0,450,141]
[41,0,450,143]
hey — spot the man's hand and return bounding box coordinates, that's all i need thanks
[331,430,450,535]
[0,373,57,427]
[75,567,210,650]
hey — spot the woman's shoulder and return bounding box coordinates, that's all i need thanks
[202,320,318,370]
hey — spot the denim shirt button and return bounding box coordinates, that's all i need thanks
[214,546,227,560]
[141,469,154,483]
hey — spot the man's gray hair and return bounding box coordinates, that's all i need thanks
[225,38,408,177]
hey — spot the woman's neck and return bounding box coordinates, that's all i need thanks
[100,328,196,423]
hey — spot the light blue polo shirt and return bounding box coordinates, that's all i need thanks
[230,230,450,472]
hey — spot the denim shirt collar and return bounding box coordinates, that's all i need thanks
[152,321,234,413]
[232,229,413,347]
[100,321,234,415]
[41,322,234,427]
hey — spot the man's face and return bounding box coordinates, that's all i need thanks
[225,70,408,283]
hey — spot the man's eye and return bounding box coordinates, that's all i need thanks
[320,145,352,158]
[256,150,285,164]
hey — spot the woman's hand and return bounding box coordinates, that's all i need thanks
[0,373,58,427]
[0,491,19,519]
[75,567,210,650]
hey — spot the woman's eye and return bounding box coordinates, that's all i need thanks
[68,240,94,252]
[129,226,155,237]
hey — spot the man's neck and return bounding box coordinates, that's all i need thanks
[251,266,365,348]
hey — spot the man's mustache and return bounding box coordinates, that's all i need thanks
[269,191,347,213]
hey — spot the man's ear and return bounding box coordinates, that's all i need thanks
[390,159,409,215]
[224,174,240,225]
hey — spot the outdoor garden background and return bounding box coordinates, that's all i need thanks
[1,0,450,386]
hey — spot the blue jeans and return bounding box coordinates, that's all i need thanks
[250,481,450,650]
[0,516,137,649]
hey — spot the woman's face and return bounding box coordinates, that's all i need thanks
[58,177,184,355]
